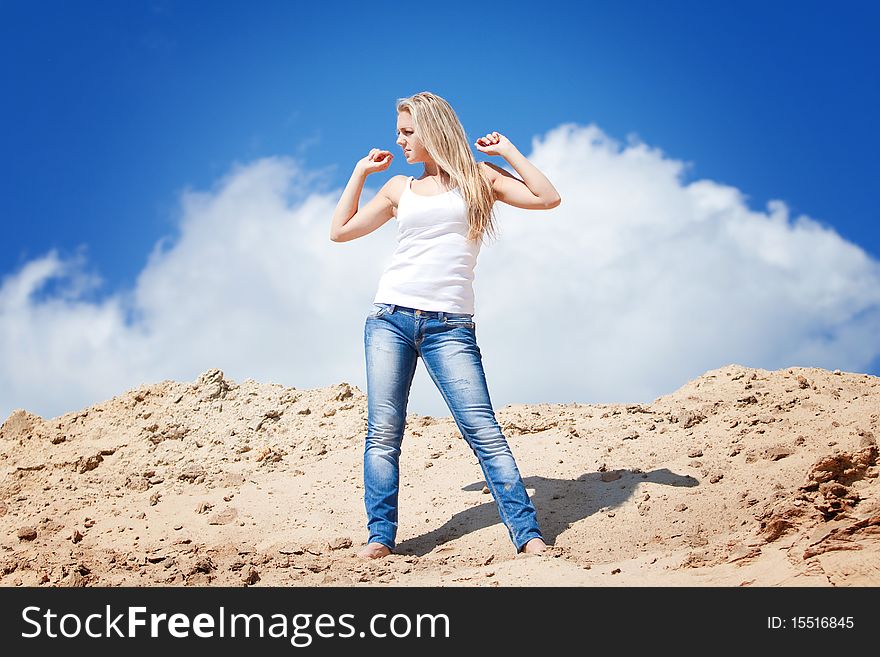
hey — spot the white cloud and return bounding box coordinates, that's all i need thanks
[2,122,879,421]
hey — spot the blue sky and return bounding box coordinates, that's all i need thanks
[2,0,879,419]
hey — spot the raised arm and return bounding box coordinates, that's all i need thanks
[475,131,561,210]
[330,148,399,243]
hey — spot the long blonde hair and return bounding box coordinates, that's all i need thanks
[396,91,500,245]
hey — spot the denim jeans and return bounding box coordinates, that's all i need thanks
[362,302,544,553]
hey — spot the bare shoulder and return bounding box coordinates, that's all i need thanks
[381,174,409,208]
[478,160,500,181]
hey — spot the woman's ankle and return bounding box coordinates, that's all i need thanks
[521,537,546,554]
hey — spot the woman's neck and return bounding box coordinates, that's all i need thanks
[421,162,452,186]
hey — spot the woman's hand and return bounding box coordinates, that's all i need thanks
[357,148,393,175]
[475,131,514,158]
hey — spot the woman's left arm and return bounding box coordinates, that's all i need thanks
[476,131,561,210]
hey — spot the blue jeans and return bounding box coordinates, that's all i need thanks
[362,302,544,553]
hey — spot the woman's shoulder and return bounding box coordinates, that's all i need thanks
[477,161,503,184]
[378,174,411,209]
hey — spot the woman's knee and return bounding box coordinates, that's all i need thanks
[463,423,513,451]
[366,416,406,445]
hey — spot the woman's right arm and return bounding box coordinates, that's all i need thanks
[329,149,397,243]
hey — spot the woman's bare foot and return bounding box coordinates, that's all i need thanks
[521,538,546,555]
[357,542,392,559]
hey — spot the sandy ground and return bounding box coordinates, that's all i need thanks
[1,363,877,587]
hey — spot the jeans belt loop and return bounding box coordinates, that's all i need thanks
[439,311,446,322]
[389,304,396,314]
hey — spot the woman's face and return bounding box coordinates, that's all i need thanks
[396,111,425,163]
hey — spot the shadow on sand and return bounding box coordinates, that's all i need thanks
[393,468,699,556]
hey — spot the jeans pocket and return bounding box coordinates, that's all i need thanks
[367,303,388,319]
[443,315,475,329]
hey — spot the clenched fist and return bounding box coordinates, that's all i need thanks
[475,131,514,157]
[357,148,393,175]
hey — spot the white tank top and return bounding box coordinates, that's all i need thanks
[373,175,482,314]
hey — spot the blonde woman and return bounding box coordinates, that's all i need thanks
[330,91,561,559]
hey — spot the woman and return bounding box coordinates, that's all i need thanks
[330,91,561,559]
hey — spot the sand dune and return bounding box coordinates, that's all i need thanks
[1,363,877,586]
